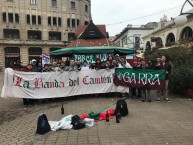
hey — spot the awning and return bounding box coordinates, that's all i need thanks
[49,46,136,55]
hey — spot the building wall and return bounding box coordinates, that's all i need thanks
[0,0,91,68]
[114,29,152,49]
[143,15,193,50]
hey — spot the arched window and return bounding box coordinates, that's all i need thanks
[166,33,175,44]
[181,27,193,39]
[156,37,163,47]
[4,47,20,68]
[146,41,151,50]
[28,47,42,62]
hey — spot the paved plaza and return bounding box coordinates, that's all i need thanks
[0,72,193,145]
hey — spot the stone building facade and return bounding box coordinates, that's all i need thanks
[0,0,91,68]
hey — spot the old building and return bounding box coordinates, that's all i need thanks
[0,0,91,68]
[67,21,117,47]
[143,12,193,50]
[113,22,158,50]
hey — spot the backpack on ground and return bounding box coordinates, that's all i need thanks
[36,114,51,135]
[71,115,85,130]
[114,99,129,116]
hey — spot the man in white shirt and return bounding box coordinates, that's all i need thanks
[81,61,90,71]
[118,56,132,68]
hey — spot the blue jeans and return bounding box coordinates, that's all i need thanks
[141,90,151,101]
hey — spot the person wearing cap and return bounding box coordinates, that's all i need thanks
[115,54,120,66]
[81,60,90,71]
[31,59,38,72]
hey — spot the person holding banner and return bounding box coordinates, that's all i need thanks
[69,60,78,71]
[118,56,132,69]
[139,60,152,102]
[51,62,60,72]
[160,55,171,102]
[81,61,90,71]
[60,61,69,72]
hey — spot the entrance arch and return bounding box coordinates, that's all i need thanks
[180,27,193,39]
[28,47,42,62]
[4,47,20,68]
[146,41,151,50]
[166,33,175,44]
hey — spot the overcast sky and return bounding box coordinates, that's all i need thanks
[91,0,192,36]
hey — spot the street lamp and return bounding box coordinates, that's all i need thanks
[174,0,193,26]
[180,0,193,15]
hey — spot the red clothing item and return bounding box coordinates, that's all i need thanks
[95,109,115,122]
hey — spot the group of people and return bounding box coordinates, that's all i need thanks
[130,55,172,102]
[23,54,132,73]
[20,54,171,107]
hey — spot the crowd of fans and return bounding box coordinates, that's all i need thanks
[19,54,171,107]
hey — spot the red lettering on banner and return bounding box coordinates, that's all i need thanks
[82,76,89,85]
[34,78,43,89]
[14,76,22,87]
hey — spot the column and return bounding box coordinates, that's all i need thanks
[36,10,38,25]
[6,9,8,24]
[13,7,16,26]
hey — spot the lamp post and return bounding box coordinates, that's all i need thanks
[180,0,193,15]
[173,0,193,26]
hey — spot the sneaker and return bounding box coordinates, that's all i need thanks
[140,100,145,102]
[24,105,27,109]
[157,98,160,102]
[148,100,152,102]
[164,97,170,102]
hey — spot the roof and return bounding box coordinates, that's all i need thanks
[67,39,117,48]
[67,21,116,47]
[50,46,136,55]
[76,25,108,38]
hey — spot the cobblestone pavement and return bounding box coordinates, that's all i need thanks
[1,72,193,145]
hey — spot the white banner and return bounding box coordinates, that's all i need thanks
[1,68,129,99]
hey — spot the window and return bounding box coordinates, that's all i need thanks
[166,33,175,44]
[30,0,36,4]
[38,16,41,25]
[8,13,13,23]
[77,19,80,26]
[67,19,70,27]
[28,47,42,62]
[181,27,193,39]
[15,14,19,23]
[48,17,51,25]
[51,0,57,7]
[49,32,61,40]
[53,17,57,25]
[58,18,61,26]
[71,1,76,9]
[28,30,42,40]
[68,32,75,41]
[3,13,6,22]
[84,21,89,25]
[4,29,20,39]
[32,15,36,24]
[26,15,30,24]
[85,5,88,12]
[72,19,75,28]
[134,37,140,49]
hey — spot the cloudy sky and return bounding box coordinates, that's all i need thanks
[91,0,192,36]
